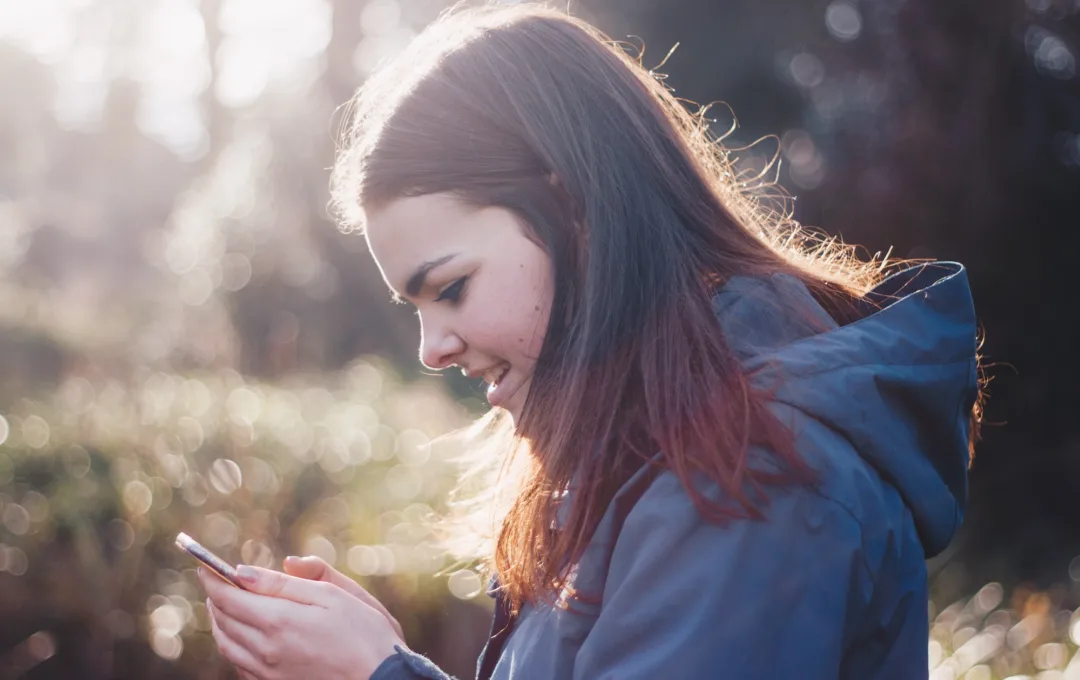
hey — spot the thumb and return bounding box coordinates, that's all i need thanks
[283,555,327,580]
[284,556,404,640]
[283,556,359,595]
[235,564,327,605]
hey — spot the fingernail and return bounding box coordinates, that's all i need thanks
[236,565,256,586]
[197,567,204,578]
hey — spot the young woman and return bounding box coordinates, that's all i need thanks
[197,4,984,679]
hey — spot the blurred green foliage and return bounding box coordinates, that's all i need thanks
[0,361,493,677]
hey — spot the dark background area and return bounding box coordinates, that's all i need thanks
[591,0,1080,597]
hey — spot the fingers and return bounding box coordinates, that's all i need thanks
[283,556,361,596]
[282,555,321,579]
[199,567,298,631]
[235,564,334,607]
[207,599,264,676]
[200,565,246,603]
[282,556,404,640]
[208,600,270,656]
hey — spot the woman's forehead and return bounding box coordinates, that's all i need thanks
[364,193,491,291]
[366,193,530,260]
[367,194,465,256]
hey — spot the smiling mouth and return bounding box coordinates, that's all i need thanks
[485,366,513,406]
[486,366,510,391]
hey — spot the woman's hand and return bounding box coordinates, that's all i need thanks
[282,555,404,640]
[199,564,405,680]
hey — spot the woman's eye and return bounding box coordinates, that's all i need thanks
[435,276,468,304]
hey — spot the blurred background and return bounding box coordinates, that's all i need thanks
[0,0,1077,678]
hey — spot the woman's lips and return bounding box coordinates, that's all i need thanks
[486,366,512,406]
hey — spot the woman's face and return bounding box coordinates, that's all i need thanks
[364,192,553,422]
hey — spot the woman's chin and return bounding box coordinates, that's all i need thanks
[502,384,531,424]
[490,400,520,423]
[489,384,528,424]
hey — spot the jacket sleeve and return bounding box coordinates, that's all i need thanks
[572,472,871,679]
[370,645,457,680]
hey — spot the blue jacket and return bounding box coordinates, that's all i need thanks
[373,261,979,680]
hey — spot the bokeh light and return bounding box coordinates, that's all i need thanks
[447,569,483,600]
[825,1,862,42]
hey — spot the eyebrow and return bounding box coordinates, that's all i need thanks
[400,253,458,300]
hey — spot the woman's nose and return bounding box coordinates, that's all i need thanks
[418,318,465,370]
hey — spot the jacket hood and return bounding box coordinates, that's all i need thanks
[712,262,979,557]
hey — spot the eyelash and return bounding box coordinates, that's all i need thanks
[435,276,468,304]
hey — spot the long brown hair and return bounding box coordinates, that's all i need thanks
[331,3,927,614]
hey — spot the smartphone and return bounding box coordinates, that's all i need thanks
[175,532,245,589]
